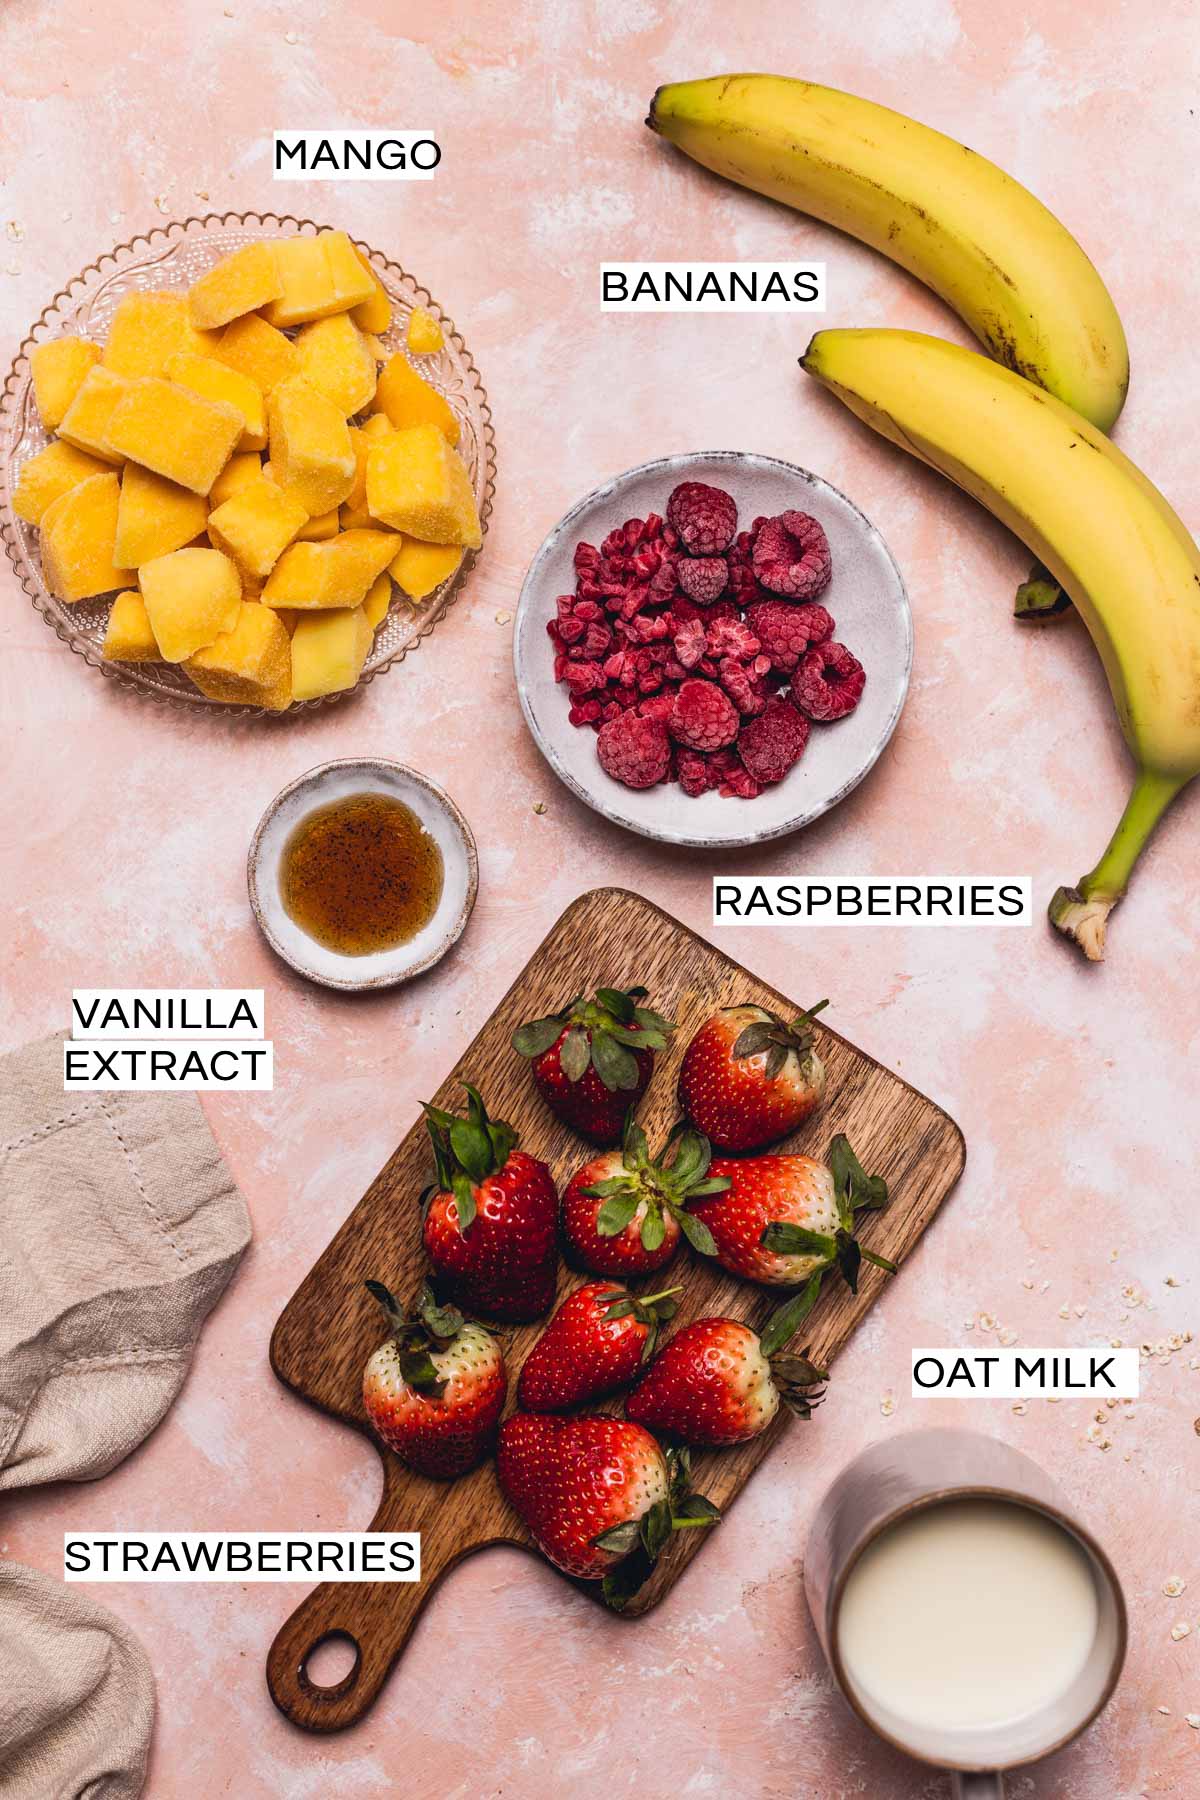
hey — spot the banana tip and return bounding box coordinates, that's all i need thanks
[645,86,665,133]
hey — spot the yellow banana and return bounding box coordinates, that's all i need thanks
[648,75,1129,432]
[801,327,1200,961]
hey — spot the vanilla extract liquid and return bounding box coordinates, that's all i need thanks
[279,792,444,956]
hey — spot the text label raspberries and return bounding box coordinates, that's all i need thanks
[547,479,868,800]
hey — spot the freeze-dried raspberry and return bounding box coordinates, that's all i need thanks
[677,555,728,604]
[753,511,833,600]
[564,660,606,694]
[720,765,762,799]
[745,601,835,672]
[568,699,604,727]
[666,482,737,556]
[673,616,707,669]
[705,616,760,661]
[597,712,672,789]
[718,657,768,717]
[677,749,713,797]
[737,700,811,784]
[668,678,740,752]
[792,641,866,721]
[637,693,675,724]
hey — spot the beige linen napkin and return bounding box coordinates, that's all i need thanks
[0,1562,154,1799]
[0,1032,251,1487]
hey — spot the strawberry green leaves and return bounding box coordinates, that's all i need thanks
[422,1084,520,1237]
[759,1133,896,1331]
[363,1278,466,1399]
[596,1445,720,1611]
[731,998,830,1081]
[581,1117,726,1257]
[511,985,675,1092]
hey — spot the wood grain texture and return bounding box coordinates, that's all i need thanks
[266,888,965,1732]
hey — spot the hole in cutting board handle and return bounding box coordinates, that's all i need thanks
[299,1630,361,1700]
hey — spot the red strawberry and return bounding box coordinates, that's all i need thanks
[627,1314,825,1446]
[518,1280,681,1411]
[677,1001,829,1151]
[496,1414,718,1606]
[512,985,674,1144]
[692,1135,897,1318]
[361,1281,507,1478]
[422,1084,559,1321]
[560,1119,726,1277]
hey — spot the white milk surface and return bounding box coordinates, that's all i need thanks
[837,1499,1100,1732]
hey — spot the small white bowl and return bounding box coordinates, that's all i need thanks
[514,451,912,849]
[247,759,478,991]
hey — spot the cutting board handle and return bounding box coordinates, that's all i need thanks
[266,1521,460,1733]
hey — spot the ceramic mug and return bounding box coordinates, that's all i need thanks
[804,1427,1126,1796]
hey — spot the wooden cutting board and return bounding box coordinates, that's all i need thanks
[267,888,965,1732]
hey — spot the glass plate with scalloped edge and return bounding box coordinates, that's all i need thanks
[0,211,496,717]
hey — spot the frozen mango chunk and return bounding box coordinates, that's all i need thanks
[295,508,340,541]
[372,353,459,443]
[102,291,218,379]
[207,479,307,581]
[267,377,355,515]
[11,440,111,525]
[261,237,341,329]
[40,471,126,602]
[320,231,378,310]
[102,590,160,662]
[164,352,267,453]
[114,463,208,567]
[290,604,373,701]
[350,249,391,334]
[262,528,398,610]
[366,425,481,548]
[106,378,243,496]
[185,602,293,710]
[295,314,377,417]
[209,451,267,508]
[363,572,391,629]
[30,336,101,432]
[139,546,242,662]
[388,536,464,601]
[214,313,300,396]
[338,426,374,530]
[406,307,444,354]
[360,413,394,440]
[188,242,283,331]
[57,366,135,462]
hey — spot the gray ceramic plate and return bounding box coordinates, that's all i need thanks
[513,451,911,849]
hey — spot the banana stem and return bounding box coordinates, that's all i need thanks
[1049,767,1188,961]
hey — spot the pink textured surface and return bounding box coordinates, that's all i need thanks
[1,3,1198,1795]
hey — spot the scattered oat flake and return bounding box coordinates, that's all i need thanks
[284,28,299,42]
[195,189,210,201]
[532,801,547,815]
[4,261,19,277]
[879,1393,896,1418]
[999,1329,1018,1347]
[153,194,170,214]
[1171,1621,1191,1641]
[1058,1303,1071,1320]
[1021,1277,1034,1290]
[109,211,122,224]
[495,610,511,624]
[977,1312,996,1332]
[1164,1577,1187,1598]
[1074,1304,1086,1317]
[1011,1402,1027,1416]
[5,221,23,241]
[1187,1713,1200,1728]
[1166,1276,1180,1287]
[1159,1705,1172,1714]
[1040,1280,1051,1293]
